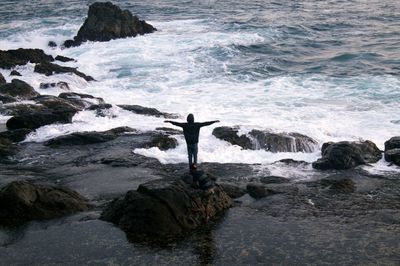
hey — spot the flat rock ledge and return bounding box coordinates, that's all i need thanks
[0,181,91,225]
[100,178,232,238]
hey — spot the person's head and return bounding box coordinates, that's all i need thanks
[187,113,194,123]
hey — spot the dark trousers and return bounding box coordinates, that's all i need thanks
[187,143,198,168]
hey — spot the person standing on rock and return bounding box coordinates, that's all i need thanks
[165,114,219,169]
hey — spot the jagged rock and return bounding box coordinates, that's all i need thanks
[59,92,105,109]
[100,178,232,237]
[320,178,356,193]
[212,126,318,153]
[0,181,91,224]
[6,96,79,130]
[118,104,179,118]
[155,127,183,135]
[48,41,57,48]
[0,128,32,142]
[0,79,40,100]
[44,127,136,147]
[55,55,75,62]
[248,130,318,153]
[0,48,54,69]
[0,73,6,84]
[212,126,253,149]
[10,70,21,76]
[63,2,156,48]
[86,103,113,116]
[312,140,382,170]
[39,81,70,90]
[260,176,289,184]
[0,137,18,158]
[34,62,94,81]
[218,183,247,198]
[146,134,178,150]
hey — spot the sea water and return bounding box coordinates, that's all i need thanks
[0,0,399,168]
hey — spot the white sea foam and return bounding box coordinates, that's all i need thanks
[2,18,400,175]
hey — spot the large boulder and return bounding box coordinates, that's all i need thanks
[34,62,94,81]
[0,79,40,100]
[0,48,54,69]
[312,140,382,170]
[212,126,253,149]
[118,104,179,119]
[63,2,156,48]
[212,126,318,153]
[100,178,232,238]
[0,181,91,224]
[384,137,400,166]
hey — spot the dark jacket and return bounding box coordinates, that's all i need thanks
[169,121,217,145]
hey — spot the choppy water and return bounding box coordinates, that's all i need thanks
[1,0,400,167]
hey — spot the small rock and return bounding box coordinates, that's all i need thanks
[218,183,247,198]
[260,176,289,184]
[34,62,94,81]
[246,183,276,199]
[385,148,400,166]
[55,55,75,62]
[118,104,179,118]
[10,70,22,76]
[48,41,57,48]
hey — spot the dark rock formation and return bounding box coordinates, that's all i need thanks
[0,128,32,142]
[118,104,179,118]
[59,92,105,109]
[34,62,94,81]
[0,94,16,103]
[55,55,75,62]
[10,70,21,76]
[39,81,70,90]
[44,127,136,147]
[0,181,91,224]
[63,2,157,48]
[155,127,183,135]
[260,176,289,184]
[48,41,57,48]
[212,126,318,153]
[384,137,400,166]
[0,73,6,84]
[100,178,232,238]
[218,183,247,198]
[312,140,382,170]
[0,48,54,69]
[0,79,40,100]
[212,126,253,149]
[0,137,18,158]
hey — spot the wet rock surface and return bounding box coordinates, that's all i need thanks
[385,137,400,166]
[118,104,179,118]
[0,48,54,69]
[0,73,6,84]
[212,126,318,152]
[312,140,382,170]
[0,181,91,224]
[63,2,156,47]
[0,79,40,100]
[100,178,232,237]
[34,62,94,81]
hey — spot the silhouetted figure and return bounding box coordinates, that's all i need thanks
[165,114,219,169]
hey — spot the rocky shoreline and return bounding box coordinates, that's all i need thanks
[0,1,399,264]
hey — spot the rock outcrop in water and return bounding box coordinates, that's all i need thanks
[34,62,94,81]
[0,181,91,224]
[312,140,382,170]
[0,48,54,69]
[63,2,157,48]
[384,137,400,166]
[101,177,232,238]
[118,104,179,119]
[0,73,6,84]
[212,126,318,153]
[0,79,40,101]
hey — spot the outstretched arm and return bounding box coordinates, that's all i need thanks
[164,120,185,127]
[199,120,220,127]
